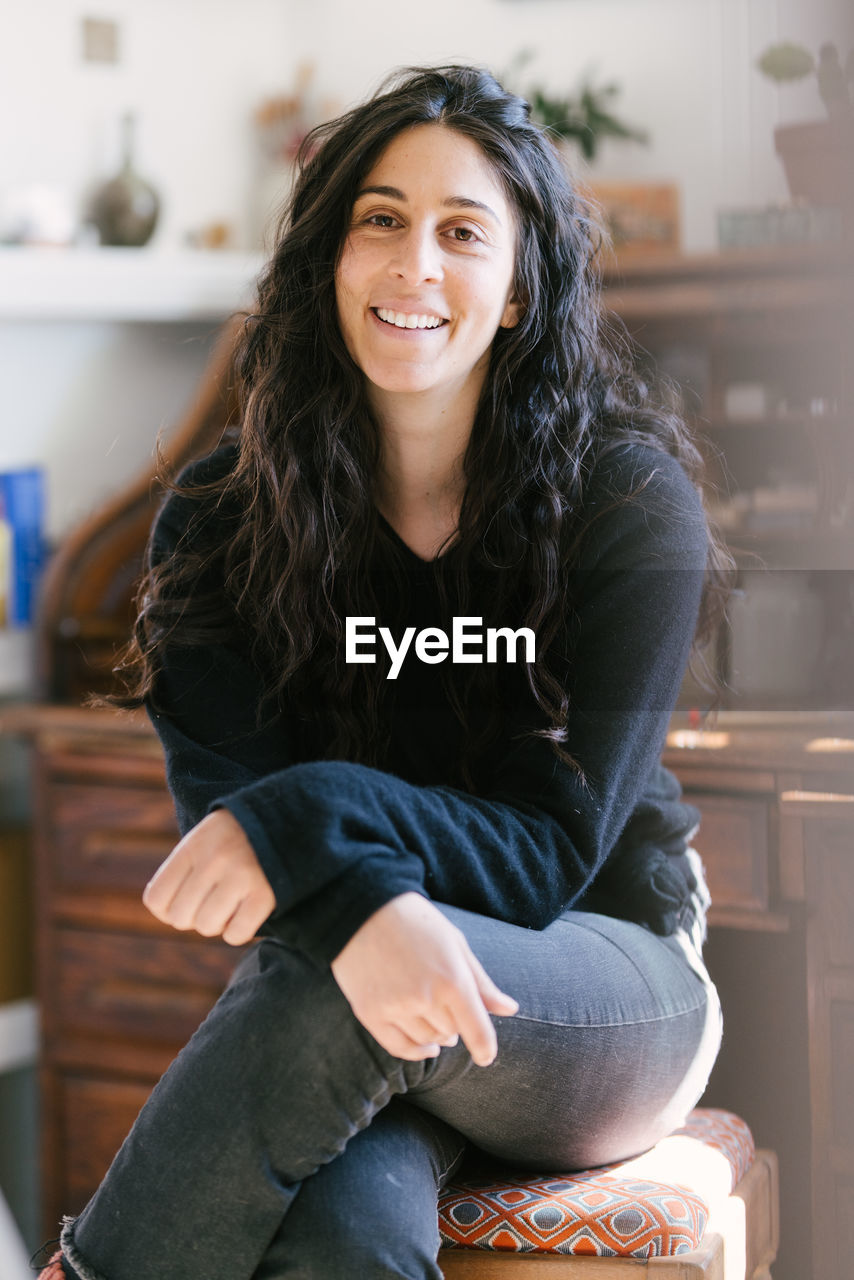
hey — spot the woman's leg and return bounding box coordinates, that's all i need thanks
[250,1099,466,1280]
[247,911,719,1280]
[62,940,443,1280]
[60,908,720,1280]
[405,907,722,1170]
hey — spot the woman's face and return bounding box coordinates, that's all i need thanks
[335,123,522,411]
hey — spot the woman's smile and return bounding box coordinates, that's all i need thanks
[335,123,522,409]
[372,307,448,331]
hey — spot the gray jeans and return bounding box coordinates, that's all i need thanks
[62,897,721,1280]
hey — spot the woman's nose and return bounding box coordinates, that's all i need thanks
[389,227,442,284]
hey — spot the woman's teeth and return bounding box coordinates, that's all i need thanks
[375,308,445,329]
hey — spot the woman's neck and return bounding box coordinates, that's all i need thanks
[369,389,478,559]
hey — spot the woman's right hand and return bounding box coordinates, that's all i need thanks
[330,892,518,1066]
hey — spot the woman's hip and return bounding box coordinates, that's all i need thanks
[407,904,722,1170]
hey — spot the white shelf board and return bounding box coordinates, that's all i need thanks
[0,999,38,1074]
[0,630,34,698]
[0,247,266,322]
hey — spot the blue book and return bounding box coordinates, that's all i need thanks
[0,469,45,626]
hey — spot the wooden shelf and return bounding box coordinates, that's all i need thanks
[725,530,854,569]
[0,247,264,322]
[601,244,850,329]
[701,414,842,432]
[604,245,854,707]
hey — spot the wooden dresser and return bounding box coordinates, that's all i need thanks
[4,249,851,1280]
[664,716,854,1280]
[0,707,242,1228]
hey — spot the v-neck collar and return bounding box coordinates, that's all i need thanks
[375,510,459,565]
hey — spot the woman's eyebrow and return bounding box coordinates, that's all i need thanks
[355,185,502,224]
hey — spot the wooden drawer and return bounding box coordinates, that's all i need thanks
[685,791,770,914]
[56,1072,155,1217]
[47,781,178,892]
[53,926,241,1046]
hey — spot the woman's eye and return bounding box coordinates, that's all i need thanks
[365,213,398,228]
[449,226,479,243]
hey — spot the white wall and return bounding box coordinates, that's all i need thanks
[283,0,852,251]
[2,1,850,255]
[0,0,850,574]
[0,320,219,541]
[1,0,296,251]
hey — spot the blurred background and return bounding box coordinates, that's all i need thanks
[0,1,852,1276]
[0,0,849,546]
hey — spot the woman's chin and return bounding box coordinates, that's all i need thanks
[365,370,450,399]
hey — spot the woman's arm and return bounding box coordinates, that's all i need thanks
[145,445,707,968]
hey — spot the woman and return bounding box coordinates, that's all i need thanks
[41,65,728,1280]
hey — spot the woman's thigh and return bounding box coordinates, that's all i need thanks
[408,907,722,1171]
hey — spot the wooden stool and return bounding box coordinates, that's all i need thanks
[438,1109,778,1279]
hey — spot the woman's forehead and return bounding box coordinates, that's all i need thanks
[357,123,511,211]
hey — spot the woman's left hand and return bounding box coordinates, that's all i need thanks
[331,892,518,1065]
[142,809,276,946]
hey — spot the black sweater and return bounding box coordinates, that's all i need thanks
[147,441,708,967]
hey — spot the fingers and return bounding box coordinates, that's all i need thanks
[444,945,518,1068]
[445,978,500,1067]
[408,1014,459,1049]
[329,894,516,1069]
[465,948,519,1017]
[374,1023,442,1062]
[142,813,275,943]
[142,839,194,921]
[190,879,243,937]
[221,891,276,947]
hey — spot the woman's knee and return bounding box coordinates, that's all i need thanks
[216,939,354,1056]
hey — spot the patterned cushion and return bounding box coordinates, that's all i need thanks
[438,1107,754,1259]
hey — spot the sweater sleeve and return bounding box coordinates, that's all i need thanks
[176,445,709,967]
[143,446,298,835]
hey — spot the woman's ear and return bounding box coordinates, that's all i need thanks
[500,291,526,330]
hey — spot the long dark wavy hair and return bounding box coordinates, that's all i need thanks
[117,64,731,789]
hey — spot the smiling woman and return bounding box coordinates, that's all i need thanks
[336,125,521,397]
[335,124,523,551]
[40,66,731,1280]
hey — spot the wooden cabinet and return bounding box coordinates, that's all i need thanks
[602,246,854,711]
[602,247,853,563]
[689,789,772,916]
[785,794,854,1280]
[13,710,243,1230]
[663,719,854,1280]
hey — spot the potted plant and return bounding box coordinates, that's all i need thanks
[525,78,648,162]
[757,41,854,206]
[503,51,648,164]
